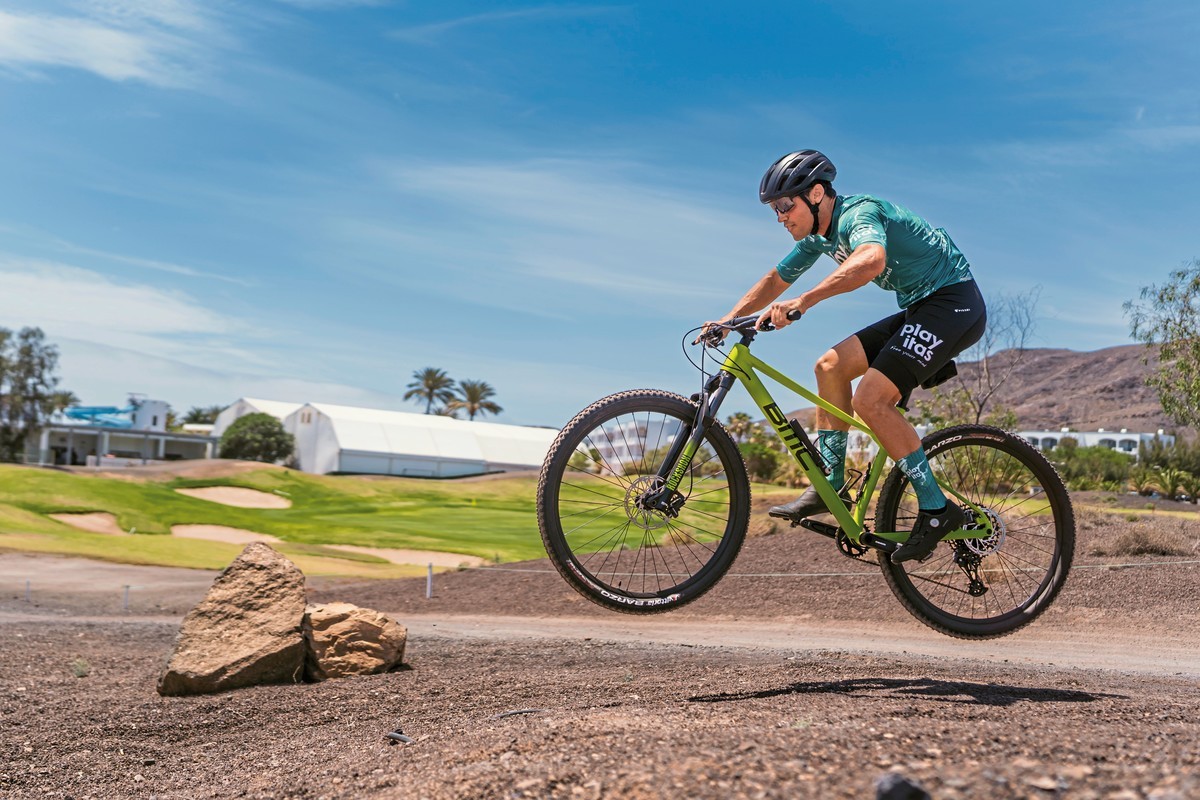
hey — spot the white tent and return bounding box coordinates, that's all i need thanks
[288,402,558,477]
[212,398,305,440]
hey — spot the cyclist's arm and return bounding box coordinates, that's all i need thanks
[762,244,886,329]
[696,269,792,343]
[725,269,792,318]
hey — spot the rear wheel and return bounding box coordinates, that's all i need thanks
[536,390,750,613]
[875,425,1074,639]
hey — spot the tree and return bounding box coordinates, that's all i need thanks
[403,367,457,414]
[448,379,503,421]
[916,286,1040,427]
[1152,466,1189,502]
[739,441,780,483]
[219,413,295,463]
[1125,260,1200,428]
[724,412,753,443]
[0,327,65,462]
[184,405,225,425]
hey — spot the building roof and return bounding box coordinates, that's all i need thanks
[303,402,557,467]
[236,398,305,420]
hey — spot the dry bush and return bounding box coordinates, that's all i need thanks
[1088,514,1199,557]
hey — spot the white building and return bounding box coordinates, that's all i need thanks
[1019,428,1172,456]
[37,397,215,467]
[287,402,558,477]
[212,398,305,440]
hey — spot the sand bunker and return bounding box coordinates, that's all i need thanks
[326,545,487,568]
[174,487,292,509]
[50,512,129,536]
[166,528,477,567]
[171,525,282,545]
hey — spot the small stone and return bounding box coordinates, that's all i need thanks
[1027,775,1062,791]
[875,771,931,800]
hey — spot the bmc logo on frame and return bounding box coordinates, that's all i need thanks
[899,322,942,363]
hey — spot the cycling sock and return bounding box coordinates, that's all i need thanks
[817,429,848,492]
[897,447,947,511]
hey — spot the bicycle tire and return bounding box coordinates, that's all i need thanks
[536,389,750,613]
[875,424,1075,639]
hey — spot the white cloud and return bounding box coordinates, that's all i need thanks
[389,6,626,44]
[0,2,216,87]
[56,337,410,408]
[0,256,256,363]
[272,0,389,8]
[376,158,775,309]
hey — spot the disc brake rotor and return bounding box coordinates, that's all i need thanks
[961,506,1006,556]
[625,475,670,531]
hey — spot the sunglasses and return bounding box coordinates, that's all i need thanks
[769,197,797,215]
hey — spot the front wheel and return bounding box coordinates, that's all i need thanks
[536,390,750,613]
[875,425,1075,639]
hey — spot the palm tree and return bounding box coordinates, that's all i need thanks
[725,412,753,443]
[184,404,225,425]
[49,390,79,414]
[1154,466,1188,501]
[448,379,503,421]
[404,367,457,414]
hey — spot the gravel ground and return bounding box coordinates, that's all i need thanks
[1,492,1198,799]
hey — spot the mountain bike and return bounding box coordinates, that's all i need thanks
[536,314,1075,639]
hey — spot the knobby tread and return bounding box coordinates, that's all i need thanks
[875,424,1075,639]
[536,389,750,614]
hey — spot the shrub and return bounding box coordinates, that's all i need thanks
[1092,528,1193,557]
[219,413,295,464]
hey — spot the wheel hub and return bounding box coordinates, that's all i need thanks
[961,506,1006,556]
[626,475,671,530]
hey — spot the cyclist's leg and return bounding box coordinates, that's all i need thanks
[856,280,987,560]
[769,318,897,521]
[812,336,870,491]
[813,335,870,432]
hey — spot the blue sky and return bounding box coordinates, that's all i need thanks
[1,1,1198,427]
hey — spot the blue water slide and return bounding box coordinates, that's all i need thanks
[64,405,137,428]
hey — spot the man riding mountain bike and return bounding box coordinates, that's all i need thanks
[707,149,987,563]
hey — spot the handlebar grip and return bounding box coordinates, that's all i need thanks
[786,309,803,321]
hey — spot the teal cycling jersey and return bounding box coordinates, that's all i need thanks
[776,194,973,309]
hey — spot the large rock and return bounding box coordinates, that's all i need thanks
[303,602,407,681]
[158,543,307,696]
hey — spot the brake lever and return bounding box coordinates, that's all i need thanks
[754,309,803,332]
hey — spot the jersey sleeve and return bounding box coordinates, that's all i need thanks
[843,199,888,251]
[776,239,822,283]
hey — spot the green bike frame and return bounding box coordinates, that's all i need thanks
[667,341,990,545]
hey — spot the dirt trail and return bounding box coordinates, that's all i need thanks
[397,612,1200,677]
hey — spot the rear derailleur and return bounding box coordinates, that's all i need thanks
[953,544,988,597]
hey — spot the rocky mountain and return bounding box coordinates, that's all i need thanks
[945,343,1167,433]
[786,343,1176,435]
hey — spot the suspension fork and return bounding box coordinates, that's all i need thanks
[639,371,737,512]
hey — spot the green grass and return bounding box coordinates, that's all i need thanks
[0,464,544,574]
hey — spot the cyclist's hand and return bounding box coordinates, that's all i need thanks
[757,301,803,331]
[694,320,731,346]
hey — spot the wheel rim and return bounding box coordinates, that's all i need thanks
[552,407,739,599]
[887,440,1065,624]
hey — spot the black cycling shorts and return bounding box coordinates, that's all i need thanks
[854,279,987,407]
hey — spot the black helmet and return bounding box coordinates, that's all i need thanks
[759,150,837,203]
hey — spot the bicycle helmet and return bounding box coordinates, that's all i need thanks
[760,150,837,235]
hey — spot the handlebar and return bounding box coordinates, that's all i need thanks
[698,309,803,346]
[725,309,803,332]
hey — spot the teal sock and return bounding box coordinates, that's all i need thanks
[897,447,947,511]
[817,429,848,491]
